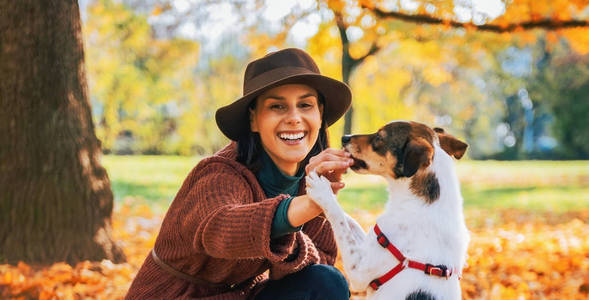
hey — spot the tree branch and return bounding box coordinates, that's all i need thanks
[334,12,350,45]
[334,11,380,67]
[368,6,589,33]
[355,42,380,63]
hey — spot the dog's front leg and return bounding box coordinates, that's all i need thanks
[306,172,372,291]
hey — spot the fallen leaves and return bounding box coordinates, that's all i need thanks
[0,260,133,299]
[461,216,589,299]
[1,202,588,299]
[0,201,159,300]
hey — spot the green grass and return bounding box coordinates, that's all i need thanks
[338,160,589,213]
[102,155,201,210]
[102,156,589,214]
[457,160,589,212]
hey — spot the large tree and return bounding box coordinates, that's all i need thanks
[0,0,125,264]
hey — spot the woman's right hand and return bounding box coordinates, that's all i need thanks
[305,148,353,194]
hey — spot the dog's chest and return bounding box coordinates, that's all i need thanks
[373,204,465,269]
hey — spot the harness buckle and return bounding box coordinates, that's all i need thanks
[369,279,382,290]
[425,264,450,279]
[376,232,389,248]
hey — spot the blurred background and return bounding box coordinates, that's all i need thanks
[2,0,588,299]
[80,0,589,160]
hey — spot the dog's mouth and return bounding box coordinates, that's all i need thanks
[350,157,368,170]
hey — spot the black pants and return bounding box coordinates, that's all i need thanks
[255,264,350,300]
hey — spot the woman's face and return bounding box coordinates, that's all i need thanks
[250,84,323,176]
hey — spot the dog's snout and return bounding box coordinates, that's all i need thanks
[342,135,352,145]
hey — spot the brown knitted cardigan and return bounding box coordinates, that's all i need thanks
[125,143,338,299]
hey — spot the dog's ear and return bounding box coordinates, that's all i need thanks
[401,138,433,178]
[437,131,468,159]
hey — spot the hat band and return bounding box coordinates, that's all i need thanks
[244,66,318,95]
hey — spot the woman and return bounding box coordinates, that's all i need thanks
[126,48,353,299]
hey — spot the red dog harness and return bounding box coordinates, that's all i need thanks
[369,224,455,290]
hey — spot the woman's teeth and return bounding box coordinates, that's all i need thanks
[279,132,305,140]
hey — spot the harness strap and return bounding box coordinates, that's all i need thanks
[369,224,454,290]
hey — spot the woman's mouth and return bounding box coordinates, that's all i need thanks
[278,131,307,145]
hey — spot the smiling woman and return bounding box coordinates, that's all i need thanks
[125,48,354,299]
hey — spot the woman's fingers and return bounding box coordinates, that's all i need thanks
[306,158,352,176]
[312,160,352,175]
[308,150,349,165]
[320,148,351,159]
[306,148,353,175]
[308,153,345,171]
[305,148,352,193]
[331,181,345,194]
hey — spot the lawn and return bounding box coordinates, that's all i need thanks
[102,156,589,215]
[102,155,201,211]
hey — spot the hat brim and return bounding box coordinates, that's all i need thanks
[216,73,351,141]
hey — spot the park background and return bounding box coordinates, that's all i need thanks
[1,0,589,299]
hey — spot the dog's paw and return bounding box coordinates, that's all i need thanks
[305,171,337,210]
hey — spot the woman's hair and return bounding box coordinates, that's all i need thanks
[237,93,330,173]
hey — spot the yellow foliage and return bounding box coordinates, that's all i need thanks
[422,66,451,87]
[80,0,589,156]
[307,23,344,80]
[84,0,200,154]
[561,28,589,55]
[326,0,345,12]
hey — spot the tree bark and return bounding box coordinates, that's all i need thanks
[341,47,355,135]
[0,0,125,265]
[335,12,356,135]
[335,12,380,135]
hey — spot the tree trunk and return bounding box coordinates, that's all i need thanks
[0,0,126,265]
[342,52,354,135]
[335,11,379,135]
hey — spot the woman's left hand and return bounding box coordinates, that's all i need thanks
[305,148,354,194]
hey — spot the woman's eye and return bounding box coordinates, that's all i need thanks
[270,104,286,110]
[299,102,313,109]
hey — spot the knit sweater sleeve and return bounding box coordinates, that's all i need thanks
[187,162,321,277]
[302,215,338,265]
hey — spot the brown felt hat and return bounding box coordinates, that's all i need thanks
[215,48,352,141]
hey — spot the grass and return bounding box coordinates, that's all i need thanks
[457,160,589,212]
[102,155,201,210]
[102,155,589,214]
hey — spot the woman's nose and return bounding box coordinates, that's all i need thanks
[285,108,302,124]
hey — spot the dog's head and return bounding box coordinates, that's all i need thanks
[342,121,467,179]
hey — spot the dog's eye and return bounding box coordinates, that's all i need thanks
[372,135,383,148]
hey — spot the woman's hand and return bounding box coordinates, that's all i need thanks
[305,148,353,194]
[288,149,352,226]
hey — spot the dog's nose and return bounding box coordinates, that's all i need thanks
[341,135,352,145]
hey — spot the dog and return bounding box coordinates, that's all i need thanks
[306,121,469,300]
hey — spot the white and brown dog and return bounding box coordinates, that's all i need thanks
[306,121,470,300]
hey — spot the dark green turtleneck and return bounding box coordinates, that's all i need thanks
[256,149,305,238]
